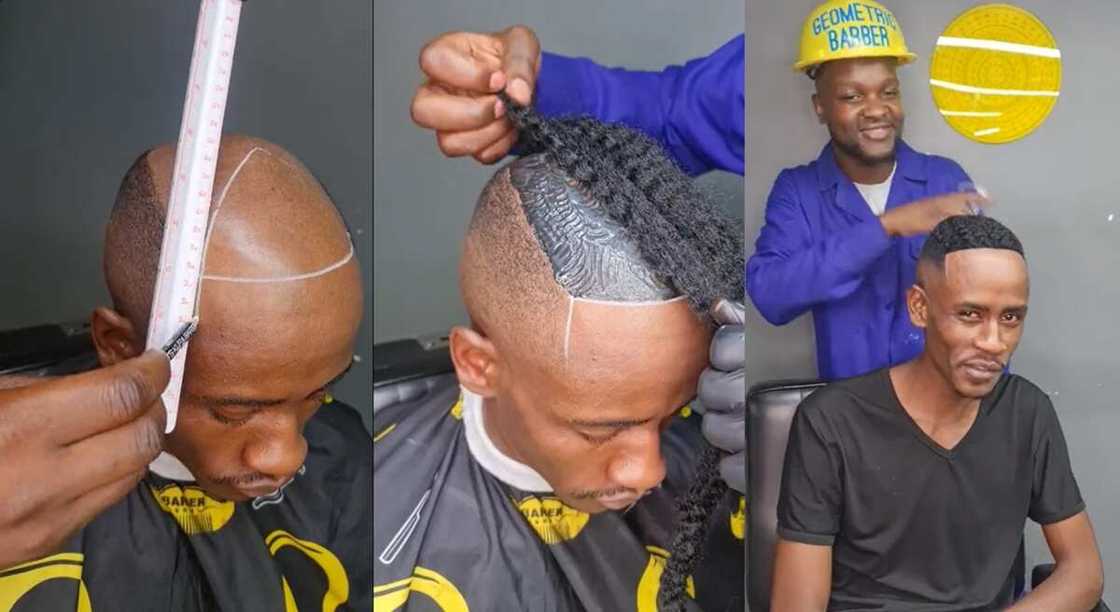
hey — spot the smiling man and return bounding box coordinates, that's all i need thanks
[747,0,991,381]
[0,135,370,610]
[771,216,1103,610]
[374,115,744,610]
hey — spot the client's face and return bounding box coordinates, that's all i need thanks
[919,249,1029,399]
[167,268,362,502]
[496,299,710,514]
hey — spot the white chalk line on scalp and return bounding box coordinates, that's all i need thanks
[203,241,355,283]
[562,294,688,360]
[191,145,354,294]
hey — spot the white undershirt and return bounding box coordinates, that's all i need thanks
[461,388,553,492]
[853,162,897,217]
[150,451,196,481]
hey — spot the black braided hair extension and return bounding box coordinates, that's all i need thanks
[497,92,743,314]
[498,91,737,609]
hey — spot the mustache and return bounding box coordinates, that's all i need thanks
[569,486,637,500]
[211,472,272,486]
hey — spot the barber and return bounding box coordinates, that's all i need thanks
[0,351,169,569]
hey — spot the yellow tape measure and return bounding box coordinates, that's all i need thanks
[929,4,1060,144]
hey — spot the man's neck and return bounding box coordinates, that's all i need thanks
[890,356,979,424]
[834,144,895,185]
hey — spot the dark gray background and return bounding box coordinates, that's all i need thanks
[746,0,1119,600]
[0,1,373,424]
[373,0,744,345]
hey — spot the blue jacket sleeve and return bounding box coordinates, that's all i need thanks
[533,35,744,176]
[746,171,892,325]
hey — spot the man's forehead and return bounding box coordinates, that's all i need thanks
[563,297,709,373]
[935,248,1029,298]
[820,57,899,86]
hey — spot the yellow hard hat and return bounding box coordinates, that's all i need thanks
[793,0,917,73]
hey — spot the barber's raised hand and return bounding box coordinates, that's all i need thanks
[698,299,746,495]
[0,351,169,570]
[412,25,541,163]
[880,191,991,238]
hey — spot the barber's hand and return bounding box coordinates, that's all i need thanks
[698,300,746,495]
[0,351,169,570]
[880,191,991,238]
[412,25,541,163]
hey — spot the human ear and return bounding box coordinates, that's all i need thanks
[449,326,500,398]
[906,285,930,329]
[90,307,143,366]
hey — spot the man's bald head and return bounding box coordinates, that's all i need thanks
[104,134,354,336]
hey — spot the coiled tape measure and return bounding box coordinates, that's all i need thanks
[145,0,245,433]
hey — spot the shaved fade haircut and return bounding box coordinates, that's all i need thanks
[919,215,1025,273]
[104,152,166,338]
[482,93,743,611]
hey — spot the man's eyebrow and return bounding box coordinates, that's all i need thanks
[188,394,287,408]
[568,417,652,429]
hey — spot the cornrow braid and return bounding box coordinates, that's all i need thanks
[498,91,738,609]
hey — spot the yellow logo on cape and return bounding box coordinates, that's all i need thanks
[149,483,235,535]
[373,566,469,612]
[515,496,589,544]
[636,546,695,612]
[449,397,464,420]
[731,495,746,540]
[0,552,92,612]
[266,530,349,612]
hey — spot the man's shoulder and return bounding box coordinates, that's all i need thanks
[798,369,888,417]
[991,373,1055,419]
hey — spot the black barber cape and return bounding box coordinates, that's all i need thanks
[373,378,744,612]
[0,402,371,611]
[778,369,1085,611]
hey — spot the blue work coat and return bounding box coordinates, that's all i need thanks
[534,35,744,176]
[746,141,970,380]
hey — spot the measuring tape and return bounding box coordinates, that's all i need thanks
[145,0,245,433]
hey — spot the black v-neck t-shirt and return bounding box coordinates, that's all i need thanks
[777,368,1085,611]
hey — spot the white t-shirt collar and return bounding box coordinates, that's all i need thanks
[461,387,553,492]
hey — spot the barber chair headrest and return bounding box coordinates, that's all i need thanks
[373,333,455,414]
[747,379,826,612]
[0,321,97,377]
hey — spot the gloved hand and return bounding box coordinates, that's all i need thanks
[697,299,745,494]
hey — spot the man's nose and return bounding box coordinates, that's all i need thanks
[974,320,1009,356]
[863,96,889,119]
[243,417,308,482]
[606,429,666,495]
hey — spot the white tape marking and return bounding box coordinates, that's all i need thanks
[939,110,1003,118]
[929,78,1059,97]
[936,36,1061,59]
[973,127,1002,137]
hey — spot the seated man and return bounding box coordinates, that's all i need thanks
[0,135,369,610]
[374,108,745,611]
[772,215,1103,610]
